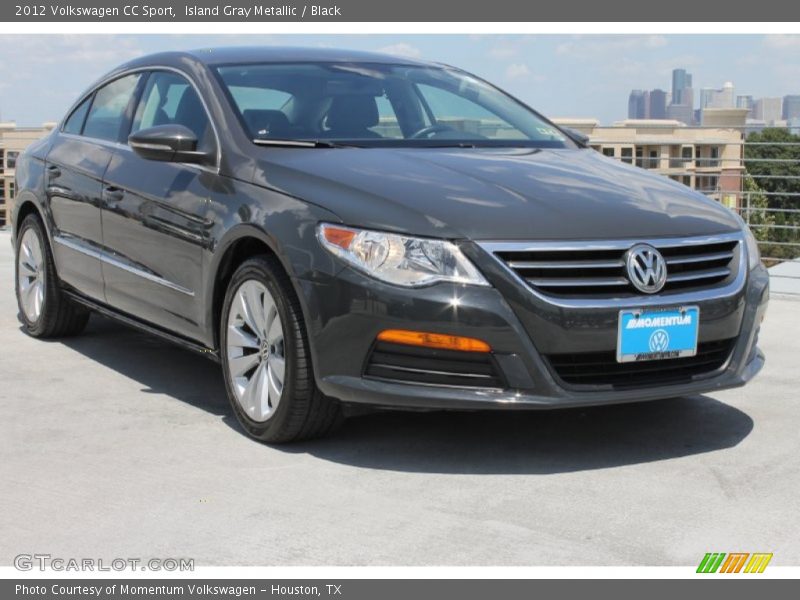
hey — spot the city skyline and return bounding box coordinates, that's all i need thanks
[2,34,800,126]
[628,66,799,125]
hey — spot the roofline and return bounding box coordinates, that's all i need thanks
[113,47,440,71]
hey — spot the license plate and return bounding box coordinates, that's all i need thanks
[617,306,699,363]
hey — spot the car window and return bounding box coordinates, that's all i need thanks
[416,84,529,140]
[226,86,291,112]
[215,62,570,147]
[131,71,214,150]
[372,95,402,138]
[82,74,141,142]
[63,96,92,135]
[224,83,294,139]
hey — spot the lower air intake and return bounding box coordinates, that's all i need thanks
[546,338,736,388]
[364,341,505,389]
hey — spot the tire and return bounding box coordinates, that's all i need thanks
[15,214,90,338]
[220,255,342,443]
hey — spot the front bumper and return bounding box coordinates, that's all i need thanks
[297,247,769,410]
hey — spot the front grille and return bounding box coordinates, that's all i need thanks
[546,338,736,388]
[492,236,741,299]
[364,341,506,389]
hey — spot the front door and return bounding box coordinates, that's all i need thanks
[100,70,216,340]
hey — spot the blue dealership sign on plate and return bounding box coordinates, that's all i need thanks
[617,306,699,363]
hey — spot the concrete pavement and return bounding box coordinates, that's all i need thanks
[0,229,798,566]
[769,258,800,295]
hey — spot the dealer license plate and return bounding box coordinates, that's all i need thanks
[617,306,699,363]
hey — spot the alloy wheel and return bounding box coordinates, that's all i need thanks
[225,280,286,422]
[18,227,45,322]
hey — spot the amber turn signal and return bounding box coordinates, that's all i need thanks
[377,329,491,353]
[321,225,356,249]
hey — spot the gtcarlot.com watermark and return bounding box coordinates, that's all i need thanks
[14,554,194,572]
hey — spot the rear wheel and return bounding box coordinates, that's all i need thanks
[15,214,89,338]
[220,255,342,443]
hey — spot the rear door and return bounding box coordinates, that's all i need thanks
[100,70,215,340]
[46,73,142,301]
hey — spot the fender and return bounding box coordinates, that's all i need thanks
[202,215,342,358]
[11,174,52,247]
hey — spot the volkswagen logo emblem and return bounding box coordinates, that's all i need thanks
[648,329,670,352]
[625,244,667,294]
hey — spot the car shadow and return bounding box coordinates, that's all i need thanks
[53,315,754,475]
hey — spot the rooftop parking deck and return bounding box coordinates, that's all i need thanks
[0,229,798,566]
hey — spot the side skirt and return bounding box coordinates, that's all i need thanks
[63,290,220,362]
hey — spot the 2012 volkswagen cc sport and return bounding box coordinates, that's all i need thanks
[12,48,769,442]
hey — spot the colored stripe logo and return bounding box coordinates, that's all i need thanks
[697,553,773,573]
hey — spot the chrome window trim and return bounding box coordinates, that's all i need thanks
[58,65,222,174]
[478,231,746,309]
[53,234,195,297]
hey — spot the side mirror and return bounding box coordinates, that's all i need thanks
[128,124,211,164]
[562,127,590,147]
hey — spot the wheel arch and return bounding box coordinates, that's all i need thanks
[12,193,47,240]
[206,225,311,356]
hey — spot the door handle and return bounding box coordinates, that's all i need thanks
[103,186,125,202]
[46,165,61,178]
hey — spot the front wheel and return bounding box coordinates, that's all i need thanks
[220,255,342,443]
[15,214,89,338]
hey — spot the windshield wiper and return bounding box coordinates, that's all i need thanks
[252,138,357,148]
[422,142,478,148]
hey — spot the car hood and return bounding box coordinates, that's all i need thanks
[251,146,741,240]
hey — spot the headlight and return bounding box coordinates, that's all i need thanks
[732,212,761,270]
[317,223,489,287]
[743,225,761,270]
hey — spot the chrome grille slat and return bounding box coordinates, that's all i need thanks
[485,234,742,300]
[526,277,629,287]
[666,267,731,283]
[666,251,734,265]
[508,259,624,269]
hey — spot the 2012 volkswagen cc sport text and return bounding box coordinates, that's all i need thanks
[12,48,769,442]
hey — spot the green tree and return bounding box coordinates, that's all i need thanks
[742,173,772,239]
[744,128,800,260]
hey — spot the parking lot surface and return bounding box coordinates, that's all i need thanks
[1,229,798,566]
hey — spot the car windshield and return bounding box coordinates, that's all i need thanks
[215,62,571,148]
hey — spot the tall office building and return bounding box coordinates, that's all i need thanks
[700,82,735,109]
[628,88,668,120]
[667,103,694,126]
[628,90,647,119]
[754,97,783,124]
[648,89,668,119]
[783,95,800,120]
[668,68,694,125]
[672,68,693,105]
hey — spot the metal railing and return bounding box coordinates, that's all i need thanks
[590,126,800,293]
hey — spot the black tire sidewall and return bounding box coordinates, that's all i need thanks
[220,257,300,439]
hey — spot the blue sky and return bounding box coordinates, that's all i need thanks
[2,34,800,126]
